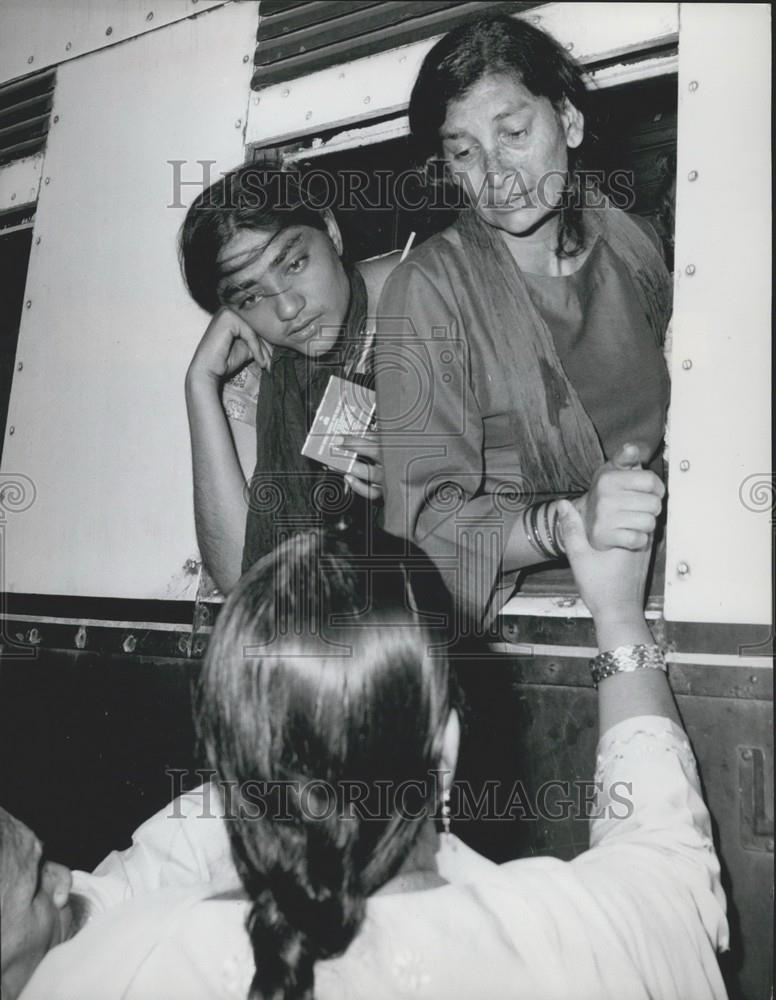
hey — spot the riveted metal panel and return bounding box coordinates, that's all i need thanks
[0,3,259,600]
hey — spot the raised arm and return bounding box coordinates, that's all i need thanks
[558,498,729,981]
[185,308,269,594]
[556,497,679,733]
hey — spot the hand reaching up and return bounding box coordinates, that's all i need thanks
[558,497,653,623]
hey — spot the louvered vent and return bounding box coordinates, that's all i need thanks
[0,69,56,168]
[252,1,543,89]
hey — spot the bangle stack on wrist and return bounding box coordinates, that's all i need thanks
[524,501,565,560]
[589,644,667,689]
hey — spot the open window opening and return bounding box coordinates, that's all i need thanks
[249,70,678,613]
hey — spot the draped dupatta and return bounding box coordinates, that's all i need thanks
[241,269,368,573]
[455,203,671,495]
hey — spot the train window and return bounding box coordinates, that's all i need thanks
[248,69,679,610]
[244,4,769,626]
[254,74,678,268]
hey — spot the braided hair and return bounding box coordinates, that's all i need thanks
[197,528,453,999]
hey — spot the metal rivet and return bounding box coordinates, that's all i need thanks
[689,80,699,92]
[9,426,15,435]
[234,118,242,129]
[677,561,690,576]
[105,25,113,35]
[242,54,250,63]
[682,359,692,370]
[35,236,41,245]
[531,14,542,23]
[363,96,371,104]
[679,459,690,472]
[27,55,34,64]
[17,362,23,371]
[685,264,696,276]
[399,55,406,63]
[25,300,31,309]
[146,11,154,21]
[53,114,59,123]
[44,177,50,185]
[740,748,752,760]
[253,95,260,105]
[10,193,16,201]
[565,42,574,51]
[122,634,137,653]
[688,170,698,181]
[282,87,290,97]
[305,110,312,120]
[65,41,72,51]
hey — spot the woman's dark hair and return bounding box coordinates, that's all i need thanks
[197,527,453,1000]
[178,165,332,314]
[409,14,590,256]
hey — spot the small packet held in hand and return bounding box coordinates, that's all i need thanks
[301,375,376,474]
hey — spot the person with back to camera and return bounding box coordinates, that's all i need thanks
[375,14,671,629]
[19,511,729,1000]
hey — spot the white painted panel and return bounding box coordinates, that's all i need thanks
[247,2,678,145]
[665,4,771,624]
[280,48,679,166]
[0,0,228,85]
[0,153,43,212]
[1,2,259,599]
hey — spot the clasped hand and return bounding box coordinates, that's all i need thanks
[563,442,665,619]
[573,443,665,552]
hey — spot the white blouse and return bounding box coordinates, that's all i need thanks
[21,716,728,1000]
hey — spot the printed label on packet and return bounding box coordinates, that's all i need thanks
[301,375,376,474]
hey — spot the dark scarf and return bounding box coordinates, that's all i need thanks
[241,269,369,572]
[455,202,671,494]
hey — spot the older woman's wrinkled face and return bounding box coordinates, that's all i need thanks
[0,809,75,1000]
[216,223,351,359]
[441,72,584,236]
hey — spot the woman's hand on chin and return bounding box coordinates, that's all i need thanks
[573,443,665,552]
[187,306,271,388]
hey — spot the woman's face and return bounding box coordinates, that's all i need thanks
[217,222,351,358]
[440,72,583,237]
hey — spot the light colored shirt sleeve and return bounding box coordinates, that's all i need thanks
[23,721,729,1000]
[71,783,235,916]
